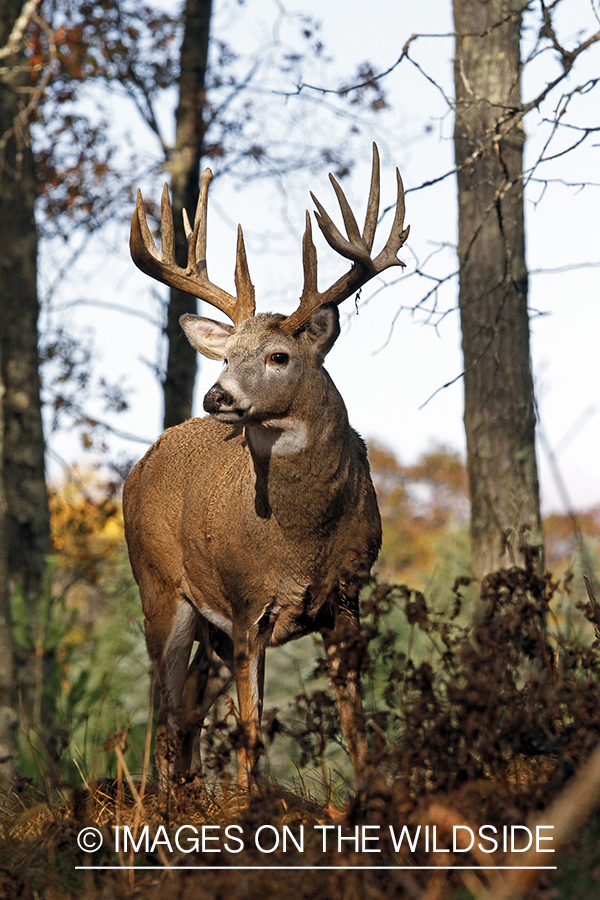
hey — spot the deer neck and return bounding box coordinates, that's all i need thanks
[244,417,310,458]
[244,371,354,523]
[245,369,347,463]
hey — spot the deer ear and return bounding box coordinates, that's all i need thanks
[180,314,233,360]
[304,302,340,362]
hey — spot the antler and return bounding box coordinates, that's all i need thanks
[130,168,256,325]
[280,143,409,335]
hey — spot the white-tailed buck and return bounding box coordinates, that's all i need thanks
[124,144,409,791]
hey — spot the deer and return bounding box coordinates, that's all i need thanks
[123,143,409,793]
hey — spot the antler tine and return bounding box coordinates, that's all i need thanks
[301,211,318,300]
[330,174,363,247]
[234,225,256,320]
[131,189,160,264]
[311,187,371,267]
[187,167,211,279]
[374,167,409,266]
[363,142,380,252]
[280,143,409,335]
[130,168,255,325]
[160,183,175,263]
[310,143,381,266]
[276,212,320,336]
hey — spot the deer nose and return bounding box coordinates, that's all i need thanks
[204,384,234,414]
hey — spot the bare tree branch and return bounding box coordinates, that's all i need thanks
[0,0,41,60]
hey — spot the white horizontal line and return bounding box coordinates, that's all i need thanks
[75,865,558,871]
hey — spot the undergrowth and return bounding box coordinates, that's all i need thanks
[2,564,600,899]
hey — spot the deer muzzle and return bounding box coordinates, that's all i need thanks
[203,383,252,424]
[203,384,235,414]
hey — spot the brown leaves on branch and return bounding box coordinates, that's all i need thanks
[23,1,180,234]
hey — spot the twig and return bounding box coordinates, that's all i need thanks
[0,0,42,60]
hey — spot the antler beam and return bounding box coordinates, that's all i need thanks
[280,143,409,335]
[130,168,256,325]
[130,145,407,334]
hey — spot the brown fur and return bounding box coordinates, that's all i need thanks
[123,310,382,791]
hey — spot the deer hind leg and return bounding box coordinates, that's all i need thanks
[148,599,199,793]
[181,622,234,779]
[322,611,370,786]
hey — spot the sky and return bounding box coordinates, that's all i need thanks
[45,0,600,515]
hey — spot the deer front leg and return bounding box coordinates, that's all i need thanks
[322,611,370,785]
[233,631,265,790]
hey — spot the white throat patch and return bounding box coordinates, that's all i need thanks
[246,419,308,457]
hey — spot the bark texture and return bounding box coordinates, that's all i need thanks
[453,0,544,582]
[163,0,212,429]
[0,350,18,788]
[0,0,51,751]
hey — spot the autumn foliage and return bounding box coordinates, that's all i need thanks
[369,442,469,587]
[369,441,600,602]
[50,468,124,584]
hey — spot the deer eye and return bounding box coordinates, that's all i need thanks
[269,352,289,365]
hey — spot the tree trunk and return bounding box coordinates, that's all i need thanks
[163,0,213,429]
[453,0,544,584]
[0,352,18,788]
[0,0,51,744]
